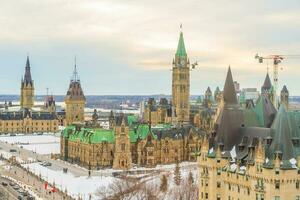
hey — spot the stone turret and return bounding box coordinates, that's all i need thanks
[113,114,132,169]
[214,86,222,104]
[261,72,275,105]
[280,85,289,110]
[64,61,86,125]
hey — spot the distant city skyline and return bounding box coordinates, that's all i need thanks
[1,0,300,95]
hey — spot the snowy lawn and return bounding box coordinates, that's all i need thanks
[0,134,60,155]
[23,163,117,200]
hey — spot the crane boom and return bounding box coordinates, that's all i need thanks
[255,53,300,109]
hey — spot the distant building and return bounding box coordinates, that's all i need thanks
[0,56,59,133]
[240,88,259,104]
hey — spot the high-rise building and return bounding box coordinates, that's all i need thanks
[172,29,190,123]
[64,63,86,126]
[20,56,34,109]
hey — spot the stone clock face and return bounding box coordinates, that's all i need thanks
[180,59,185,66]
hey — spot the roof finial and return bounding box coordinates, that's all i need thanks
[72,55,79,82]
[180,23,183,32]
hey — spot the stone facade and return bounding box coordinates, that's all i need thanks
[198,137,300,200]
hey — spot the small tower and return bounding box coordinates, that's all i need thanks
[109,110,115,129]
[172,26,190,123]
[45,95,56,113]
[92,109,99,127]
[204,87,213,108]
[20,56,34,109]
[214,86,222,104]
[64,60,86,125]
[113,114,132,169]
[261,72,275,105]
[280,85,289,110]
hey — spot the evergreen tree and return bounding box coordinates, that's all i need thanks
[188,171,194,185]
[174,162,181,186]
[160,174,168,192]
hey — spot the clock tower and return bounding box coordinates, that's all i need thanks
[64,61,86,125]
[172,28,190,123]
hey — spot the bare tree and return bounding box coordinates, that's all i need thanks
[160,174,168,192]
[188,171,194,186]
[174,162,181,186]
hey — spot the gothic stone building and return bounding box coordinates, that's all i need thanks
[198,67,300,200]
[0,57,59,133]
[60,114,204,170]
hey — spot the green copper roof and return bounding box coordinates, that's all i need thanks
[62,126,115,144]
[129,124,158,143]
[243,108,260,127]
[267,105,295,160]
[175,32,187,57]
[127,115,138,127]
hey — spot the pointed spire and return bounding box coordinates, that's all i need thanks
[261,72,272,91]
[223,66,238,105]
[175,25,187,58]
[24,56,33,85]
[281,85,288,93]
[71,56,80,82]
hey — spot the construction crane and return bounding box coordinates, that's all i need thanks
[255,53,300,109]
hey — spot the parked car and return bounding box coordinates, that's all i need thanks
[40,161,52,166]
[9,182,15,186]
[1,182,8,186]
[9,149,17,152]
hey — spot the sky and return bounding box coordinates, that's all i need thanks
[0,0,300,95]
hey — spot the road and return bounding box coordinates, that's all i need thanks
[1,160,72,200]
[0,177,20,200]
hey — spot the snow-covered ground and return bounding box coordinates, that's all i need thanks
[23,162,117,200]
[22,161,198,200]
[0,134,60,155]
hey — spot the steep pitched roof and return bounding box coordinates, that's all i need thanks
[175,31,187,58]
[23,56,33,86]
[281,85,289,93]
[266,105,295,160]
[223,66,238,105]
[261,73,272,91]
[254,95,277,128]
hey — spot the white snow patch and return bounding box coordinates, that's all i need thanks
[23,163,116,200]
[230,146,236,160]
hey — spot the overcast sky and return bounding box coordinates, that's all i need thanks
[0,0,300,95]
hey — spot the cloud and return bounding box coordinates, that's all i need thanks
[0,0,300,95]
